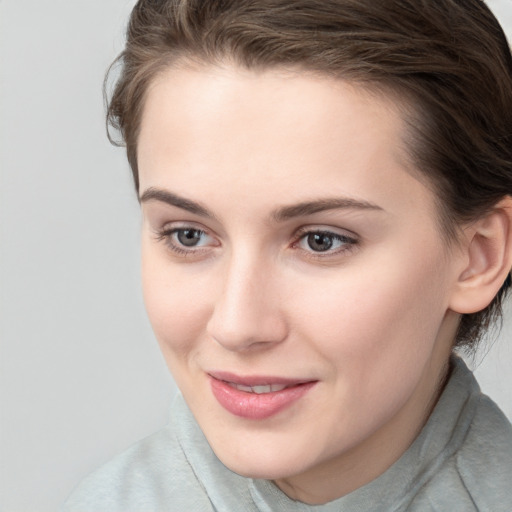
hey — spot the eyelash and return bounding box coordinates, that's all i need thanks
[154,227,214,257]
[154,226,359,259]
[292,228,359,259]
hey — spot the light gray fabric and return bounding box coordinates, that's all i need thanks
[62,357,512,511]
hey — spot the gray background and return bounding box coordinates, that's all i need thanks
[1,1,511,510]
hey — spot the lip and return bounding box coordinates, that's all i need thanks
[208,372,317,420]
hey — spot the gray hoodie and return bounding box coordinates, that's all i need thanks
[62,357,512,511]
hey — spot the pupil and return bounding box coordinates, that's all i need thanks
[177,229,201,247]
[307,233,333,252]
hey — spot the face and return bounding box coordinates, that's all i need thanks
[138,64,463,503]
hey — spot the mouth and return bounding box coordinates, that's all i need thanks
[208,372,317,419]
[225,382,291,394]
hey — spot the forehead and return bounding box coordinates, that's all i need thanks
[139,64,404,162]
[137,64,438,226]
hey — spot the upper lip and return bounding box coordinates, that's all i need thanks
[208,371,315,387]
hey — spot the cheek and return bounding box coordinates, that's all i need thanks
[141,248,212,358]
[289,252,450,380]
[284,258,451,445]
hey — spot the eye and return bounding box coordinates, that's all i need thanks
[155,225,218,255]
[305,232,336,252]
[295,229,358,255]
[175,228,207,247]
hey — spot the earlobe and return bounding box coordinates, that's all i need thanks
[449,197,512,314]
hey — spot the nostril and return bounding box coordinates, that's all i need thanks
[207,311,288,352]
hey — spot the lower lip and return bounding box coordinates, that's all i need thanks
[209,378,317,420]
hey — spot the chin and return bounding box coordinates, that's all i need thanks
[209,437,316,481]
[220,456,298,481]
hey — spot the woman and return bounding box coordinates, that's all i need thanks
[64,0,512,510]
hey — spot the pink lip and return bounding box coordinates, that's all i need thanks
[208,372,317,420]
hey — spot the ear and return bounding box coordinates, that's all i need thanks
[449,196,512,314]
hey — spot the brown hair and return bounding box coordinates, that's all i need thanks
[106,0,512,348]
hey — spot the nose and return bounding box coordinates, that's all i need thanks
[206,252,288,352]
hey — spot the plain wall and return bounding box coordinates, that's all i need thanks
[1,1,511,510]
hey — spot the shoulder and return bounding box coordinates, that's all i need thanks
[411,388,512,511]
[402,357,512,511]
[61,417,214,512]
[62,394,258,512]
[454,392,512,510]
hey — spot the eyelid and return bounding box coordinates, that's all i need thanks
[294,225,359,242]
[158,219,209,231]
[156,220,217,240]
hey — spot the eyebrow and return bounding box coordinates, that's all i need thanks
[139,187,383,221]
[140,188,217,219]
[271,197,383,222]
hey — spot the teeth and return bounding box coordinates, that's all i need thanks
[252,385,272,394]
[229,383,288,394]
[236,384,254,392]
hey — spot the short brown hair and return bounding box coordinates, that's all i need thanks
[106,0,512,348]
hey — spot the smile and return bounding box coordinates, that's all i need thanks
[226,382,289,394]
[208,372,317,420]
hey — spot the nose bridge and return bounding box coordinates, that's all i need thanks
[207,246,287,351]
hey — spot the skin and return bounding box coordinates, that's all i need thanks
[137,64,471,504]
